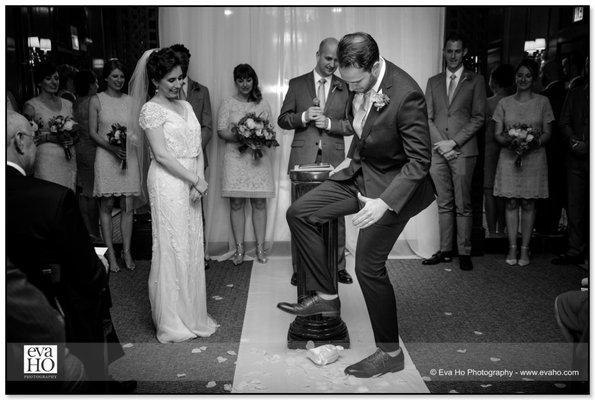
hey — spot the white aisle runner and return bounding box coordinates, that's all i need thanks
[232,254,429,393]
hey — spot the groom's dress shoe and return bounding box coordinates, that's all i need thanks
[345,348,404,378]
[459,255,473,271]
[277,295,340,318]
[338,269,353,284]
[422,251,453,265]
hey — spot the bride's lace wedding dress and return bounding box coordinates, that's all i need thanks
[139,100,217,343]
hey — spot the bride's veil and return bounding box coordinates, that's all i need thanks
[127,48,158,210]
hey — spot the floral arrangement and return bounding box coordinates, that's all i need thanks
[107,123,128,169]
[47,115,78,160]
[232,112,279,160]
[503,123,542,168]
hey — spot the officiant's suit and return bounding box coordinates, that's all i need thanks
[185,78,213,168]
[286,59,435,351]
[6,165,124,382]
[425,69,486,256]
[278,71,354,274]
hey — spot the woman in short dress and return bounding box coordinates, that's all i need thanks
[23,62,76,190]
[217,64,275,265]
[89,59,141,272]
[493,59,554,266]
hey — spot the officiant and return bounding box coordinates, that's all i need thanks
[278,38,355,287]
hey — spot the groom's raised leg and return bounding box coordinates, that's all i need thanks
[285,179,359,294]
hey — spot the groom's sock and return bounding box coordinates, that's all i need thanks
[316,292,338,300]
[386,348,402,358]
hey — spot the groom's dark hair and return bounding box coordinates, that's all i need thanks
[337,32,379,72]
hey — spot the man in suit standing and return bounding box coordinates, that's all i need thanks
[277,32,435,377]
[278,37,354,286]
[171,44,214,268]
[6,111,134,393]
[171,44,213,167]
[422,34,486,271]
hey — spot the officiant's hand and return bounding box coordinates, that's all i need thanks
[313,115,330,129]
[305,106,323,122]
[353,192,390,229]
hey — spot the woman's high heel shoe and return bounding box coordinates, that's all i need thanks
[121,250,136,271]
[232,243,245,265]
[505,245,518,266]
[256,243,268,264]
[518,246,531,267]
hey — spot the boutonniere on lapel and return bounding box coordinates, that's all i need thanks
[461,72,473,83]
[331,81,343,93]
[370,89,390,111]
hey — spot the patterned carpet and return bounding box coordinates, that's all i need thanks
[107,259,252,393]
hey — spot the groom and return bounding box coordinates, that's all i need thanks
[277,32,435,377]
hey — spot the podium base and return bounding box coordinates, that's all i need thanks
[287,315,350,349]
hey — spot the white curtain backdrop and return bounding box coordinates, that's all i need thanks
[158,6,444,259]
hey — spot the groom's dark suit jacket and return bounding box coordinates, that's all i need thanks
[6,165,123,374]
[278,72,354,172]
[331,60,435,219]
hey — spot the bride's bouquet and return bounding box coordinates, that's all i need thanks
[232,112,279,160]
[48,115,78,160]
[503,123,542,169]
[107,123,128,169]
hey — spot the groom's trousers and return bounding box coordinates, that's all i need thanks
[286,175,408,352]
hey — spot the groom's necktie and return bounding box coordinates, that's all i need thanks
[447,73,456,105]
[317,78,327,111]
[353,92,369,138]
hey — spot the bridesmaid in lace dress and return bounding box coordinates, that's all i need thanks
[23,62,76,190]
[493,59,554,267]
[89,60,141,271]
[135,48,217,343]
[217,64,275,265]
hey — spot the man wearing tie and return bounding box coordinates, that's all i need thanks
[423,34,486,271]
[278,37,354,286]
[170,44,213,168]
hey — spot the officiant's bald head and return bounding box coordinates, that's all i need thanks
[315,38,339,78]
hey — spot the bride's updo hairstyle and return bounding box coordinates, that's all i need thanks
[146,48,181,95]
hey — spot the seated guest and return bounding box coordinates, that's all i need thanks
[7,258,87,393]
[73,69,101,242]
[484,64,514,237]
[23,62,77,191]
[554,289,588,392]
[6,111,135,393]
[493,60,554,267]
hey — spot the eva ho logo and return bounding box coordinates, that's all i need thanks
[23,345,58,374]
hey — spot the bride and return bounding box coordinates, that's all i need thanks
[129,48,217,342]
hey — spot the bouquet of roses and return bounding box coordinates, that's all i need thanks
[503,123,542,169]
[48,115,78,160]
[231,112,279,160]
[106,123,128,169]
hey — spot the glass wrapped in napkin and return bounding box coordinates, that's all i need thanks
[306,344,344,366]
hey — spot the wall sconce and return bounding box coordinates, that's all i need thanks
[224,9,233,16]
[524,38,546,56]
[39,38,52,52]
[28,36,40,48]
[331,7,343,13]
[93,58,104,69]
